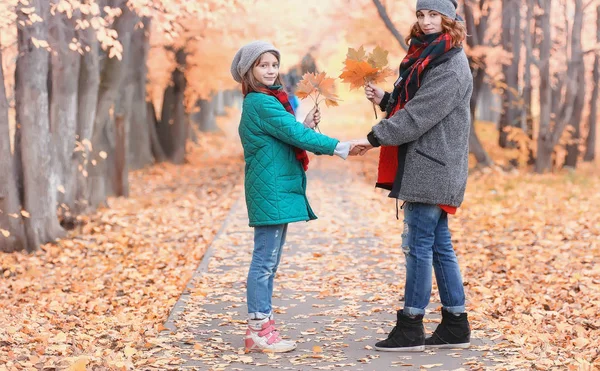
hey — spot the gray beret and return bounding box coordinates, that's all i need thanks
[230,41,280,83]
[416,0,458,20]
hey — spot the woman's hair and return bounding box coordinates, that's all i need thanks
[405,15,467,47]
[241,52,285,95]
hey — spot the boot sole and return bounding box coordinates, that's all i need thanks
[425,342,470,349]
[374,345,425,352]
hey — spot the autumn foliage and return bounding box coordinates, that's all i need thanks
[295,72,340,108]
[339,45,395,90]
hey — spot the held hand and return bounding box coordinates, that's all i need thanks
[303,105,321,129]
[364,82,384,105]
[348,138,374,156]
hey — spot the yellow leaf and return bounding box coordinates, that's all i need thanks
[422,364,443,369]
[124,346,136,357]
[67,358,88,371]
[368,45,389,69]
[0,229,10,237]
[99,151,108,159]
[57,185,66,194]
[21,210,30,218]
[312,345,323,353]
[346,45,366,61]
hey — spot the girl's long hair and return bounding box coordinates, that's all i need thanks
[241,52,285,96]
[405,15,467,47]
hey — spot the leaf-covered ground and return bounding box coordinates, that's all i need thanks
[1,103,599,370]
[0,126,245,370]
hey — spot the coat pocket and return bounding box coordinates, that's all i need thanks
[415,149,446,167]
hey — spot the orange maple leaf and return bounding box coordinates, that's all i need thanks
[340,47,395,90]
[295,72,341,108]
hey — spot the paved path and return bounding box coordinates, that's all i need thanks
[155,156,506,371]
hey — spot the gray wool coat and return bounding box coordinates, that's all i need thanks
[368,49,473,207]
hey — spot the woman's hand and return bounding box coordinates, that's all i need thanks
[303,105,321,129]
[349,138,374,156]
[364,82,384,105]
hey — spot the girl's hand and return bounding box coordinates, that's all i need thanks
[364,82,384,105]
[303,106,321,129]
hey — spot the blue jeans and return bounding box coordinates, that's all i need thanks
[401,202,466,316]
[247,224,288,319]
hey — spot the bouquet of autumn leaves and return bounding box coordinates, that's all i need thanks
[295,72,340,131]
[339,46,394,118]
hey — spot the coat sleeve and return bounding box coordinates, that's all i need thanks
[370,69,462,146]
[254,95,339,155]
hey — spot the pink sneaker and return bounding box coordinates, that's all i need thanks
[245,317,296,353]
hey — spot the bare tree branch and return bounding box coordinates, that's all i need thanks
[372,0,409,51]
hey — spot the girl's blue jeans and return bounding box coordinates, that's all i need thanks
[401,202,466,316]
[247,224,288,319]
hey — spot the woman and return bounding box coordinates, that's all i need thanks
[353,0,473,352]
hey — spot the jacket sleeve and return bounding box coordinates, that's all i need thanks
[370,69,462,146]
[254,96,339,155]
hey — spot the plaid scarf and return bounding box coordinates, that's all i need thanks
[377,32,457,187]
[258,86,310,171]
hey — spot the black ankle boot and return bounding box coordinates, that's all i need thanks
[374,310,425,352]
[425,309,471,349]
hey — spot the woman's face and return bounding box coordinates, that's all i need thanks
[252,52,279,86]
[417,9,443,35]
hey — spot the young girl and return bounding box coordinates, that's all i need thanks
[230,41,351,353]
[352,0,472,351]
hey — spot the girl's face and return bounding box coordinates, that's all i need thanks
[417,9,443,35]
[252,52,279,86]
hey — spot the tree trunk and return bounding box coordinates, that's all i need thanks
[147,101,167,163]
[214,90,226,116]
[113,114,128,197]
[536,0,554,173]
[523,0,535,164]
[128,17,153,170]
[15,0,65,250]
[89,2,136,209]
[498,0,521,148]
[469,67,494,167]
[583,6,599,162]
[223,89,235,107]
[72,1,100,215]
[48,5,81,213]
[463,0,493,167]
[0,39,26,253]
[155,48,188,163]
[198,99,217,132]
[550,0,583,148]
[564,64,586,168]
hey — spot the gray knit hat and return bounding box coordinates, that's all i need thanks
[230,41,280,83]
[416,0,458,20]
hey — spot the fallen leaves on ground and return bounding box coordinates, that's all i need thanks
[0,122,244,370]
[359,148,600,370]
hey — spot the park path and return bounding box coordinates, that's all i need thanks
[151,151,506,371]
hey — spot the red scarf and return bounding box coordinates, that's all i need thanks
[257,87,310,171]
[378,33,454,186]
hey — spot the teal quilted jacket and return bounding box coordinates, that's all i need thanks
[239,92,339,227]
